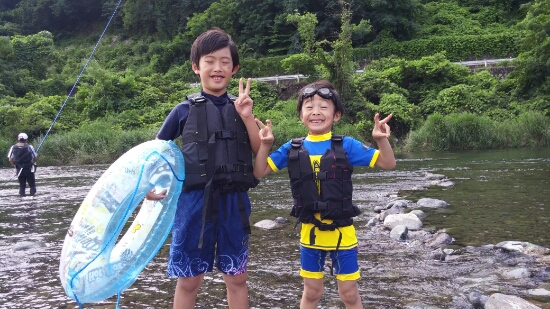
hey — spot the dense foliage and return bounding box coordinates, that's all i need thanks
[1,0,550,167]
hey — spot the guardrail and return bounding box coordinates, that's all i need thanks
[190,58,516,86]
[454,58,515,67]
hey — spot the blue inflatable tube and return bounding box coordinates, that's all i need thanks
[59,140,184,304]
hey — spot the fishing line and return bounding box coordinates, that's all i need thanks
[64,2,125,305]
[35,0,124,153]
[3,0,123,187]
[11,0,125,306]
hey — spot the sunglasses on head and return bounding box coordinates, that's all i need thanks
[301,87,333,100]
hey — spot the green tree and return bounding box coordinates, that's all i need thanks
[185,0,238,39]
[10,31,59,86]
[365,0,422,41]
[0,37,15,97]
[508,0,550,101]
[286,0,370,104]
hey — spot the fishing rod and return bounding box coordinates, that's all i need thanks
[2,0,124,188]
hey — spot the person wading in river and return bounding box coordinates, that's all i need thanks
[253,80,396,309]
[7,133,38,196]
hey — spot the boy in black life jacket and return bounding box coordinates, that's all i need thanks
[253,80,396,309]
[146,28,260,309]
[7,133,38,196]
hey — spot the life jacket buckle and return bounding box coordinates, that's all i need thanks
[317,223,337,231]
[215,130,236,139]
[312,201,329,211]
[219,164,233,172]
[316,171,328,180]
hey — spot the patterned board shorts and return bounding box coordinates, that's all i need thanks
[167,190,251,277]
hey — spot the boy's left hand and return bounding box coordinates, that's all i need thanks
[235,78,253,119]
[372,113,392,140]
[255,118,274,144]
[145,188,167,200]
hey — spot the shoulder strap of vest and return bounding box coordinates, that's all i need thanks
[289,137,305,162]
[186,93,207,105]
[331,134,347,163]
[290,137,304,148]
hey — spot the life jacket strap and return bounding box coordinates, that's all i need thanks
[215,163,253,174]
[215,130,237,139]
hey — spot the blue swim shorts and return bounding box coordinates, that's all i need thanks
[167,190,250,278]
[300,246,360,281]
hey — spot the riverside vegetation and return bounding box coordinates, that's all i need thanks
[1,0,550,166]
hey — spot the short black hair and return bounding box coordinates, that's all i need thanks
[297,80,345,116]
[190,27,239,69]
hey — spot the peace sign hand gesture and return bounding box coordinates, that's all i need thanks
[372,113,392,140]
[235,78,254,119]
[255,118,274,145]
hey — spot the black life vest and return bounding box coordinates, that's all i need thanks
[180,93,257,248]
[12,144,34,169]
[181,93,256,192]
[287,135,360,231]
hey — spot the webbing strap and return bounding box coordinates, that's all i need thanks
[237,192,251,235]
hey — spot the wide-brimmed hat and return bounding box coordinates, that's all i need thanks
[18,133,28,141]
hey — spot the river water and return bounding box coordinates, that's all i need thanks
[0,147,549,308]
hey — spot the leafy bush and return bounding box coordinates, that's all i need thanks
[354,32,522,62]
[280,53,318,77]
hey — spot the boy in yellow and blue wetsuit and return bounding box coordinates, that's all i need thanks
[253,79,396,309]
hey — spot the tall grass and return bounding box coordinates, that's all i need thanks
[2,111,548,168]
[403,111,550,152]
[0,119,157,168]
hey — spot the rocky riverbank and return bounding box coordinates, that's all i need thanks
[251,173,550,309]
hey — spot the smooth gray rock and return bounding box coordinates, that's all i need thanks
[495,241,550,255]
[416,198,449,208]
[501,267,531,280]
[527,288,550,302]
[484,293,541,309]
[254,219,282,230]
[380,204,406,221]
[426,233,453,248]
[383,213,423,230]
[390,225,409,241]
[409,209,426,220]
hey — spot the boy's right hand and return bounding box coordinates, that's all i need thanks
[255,118,274,144]
[145,188,167,200]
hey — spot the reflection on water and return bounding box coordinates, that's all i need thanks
[0,147,549,308]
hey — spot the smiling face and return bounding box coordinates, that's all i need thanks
[299,94,342,135]
[192,47,238,96]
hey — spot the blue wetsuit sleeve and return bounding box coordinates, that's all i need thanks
[268,140,292,172]
[157,102,190,141]
[344,136,379,167]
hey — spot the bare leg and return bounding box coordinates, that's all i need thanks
[222,272,248,308]
[300,278,323,309]
[173,274,204,309]
[337,280,363,309]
